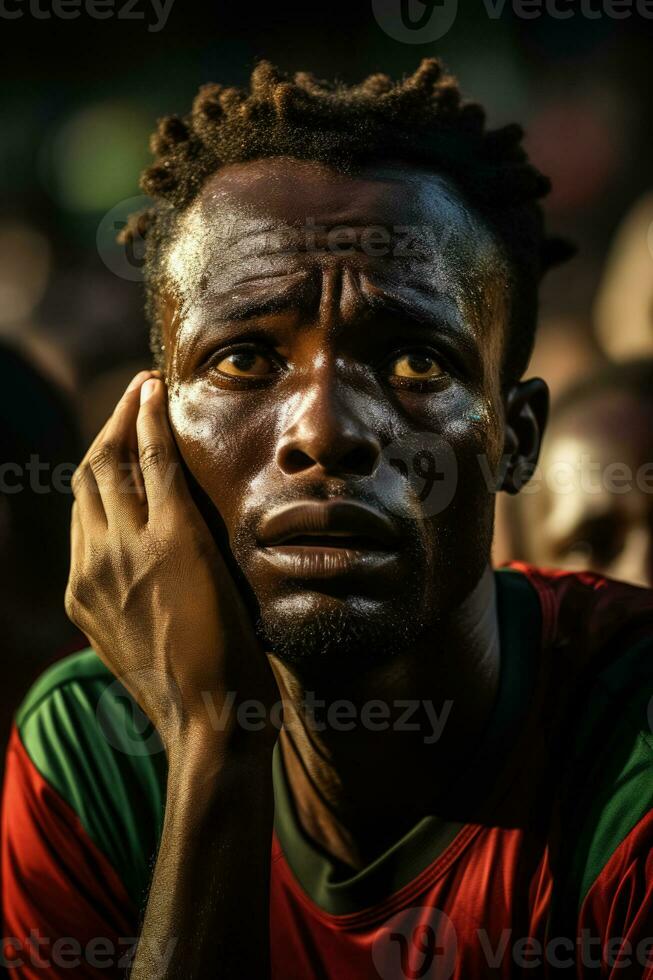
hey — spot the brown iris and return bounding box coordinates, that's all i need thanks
[389,352,443,381]
[215,349,276,378]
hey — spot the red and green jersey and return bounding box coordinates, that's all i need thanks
[3,563,653,978]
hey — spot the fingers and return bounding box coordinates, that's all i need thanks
[70,500,84,563]
[72,370,156,531]
[136,377,192,519]
[85,371,156,530]
[72,369,187,536]
[71,419,110,530]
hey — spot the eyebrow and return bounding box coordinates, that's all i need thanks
[196,270,320,323]
[199,280,469,339]
[358,280,481,360]
[177,270,483,375]
[212,292,304,322]
[175,273,315,367]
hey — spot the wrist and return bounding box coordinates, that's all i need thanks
[166,725,274,795]
[164,743,275,846]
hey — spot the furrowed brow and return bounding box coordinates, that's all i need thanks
[178,270,319,324]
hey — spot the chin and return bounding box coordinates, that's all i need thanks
[256,590,432,675]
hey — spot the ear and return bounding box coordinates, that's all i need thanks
[500,377,549,495]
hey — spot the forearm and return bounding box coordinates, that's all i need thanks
[130,741,274,980]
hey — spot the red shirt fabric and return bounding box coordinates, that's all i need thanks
[2,564,653,978]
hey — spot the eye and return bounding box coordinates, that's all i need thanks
[213,347,277,379]
[387,351,445,382]
[563,534,620,569]
[563,540,594,563]
[556,514,624,570]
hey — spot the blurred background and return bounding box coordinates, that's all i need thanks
[3,0,653,424]
[2,0,653,754]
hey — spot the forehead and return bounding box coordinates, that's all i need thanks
[164,157,509,314]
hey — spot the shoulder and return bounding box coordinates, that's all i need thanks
[502,566,653,925]
[14,647,168,909]
[17,647,114,725]
[16,646,168,780]
[502,561,653,658]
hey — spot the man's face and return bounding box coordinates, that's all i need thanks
[522,391,653,589]
[160,157,511,668]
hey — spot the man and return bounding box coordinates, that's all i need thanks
[516,358,653,588]
[3,60,653,979]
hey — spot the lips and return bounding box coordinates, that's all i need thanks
[257,500,400,552]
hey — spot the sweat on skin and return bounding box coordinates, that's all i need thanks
[49,135,551,979]
[141,155,542,870]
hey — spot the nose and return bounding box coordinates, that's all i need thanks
[276,375,382,479]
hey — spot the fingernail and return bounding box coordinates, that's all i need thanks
[140,378,158,404]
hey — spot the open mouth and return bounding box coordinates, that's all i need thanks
[256,500,401,579]
[258,500,400,549]
[270,533,390,551]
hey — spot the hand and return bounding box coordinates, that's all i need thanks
[66,371,279,761]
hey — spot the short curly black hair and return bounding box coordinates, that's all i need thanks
[121,58,573,384]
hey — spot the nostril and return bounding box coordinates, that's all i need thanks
[340,445,380,477]
[278,444,380,477]
[281,448,315,475]
[276,430,382,478]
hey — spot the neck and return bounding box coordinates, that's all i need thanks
[270,564,500,870]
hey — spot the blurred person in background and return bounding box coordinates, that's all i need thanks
[511,358,653,588]
[491,313,602,566]
[494,189,653,570]
[0,341,83,776]
[594,193,653,363]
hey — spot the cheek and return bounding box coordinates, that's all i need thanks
[389,391,502,575]
[167,380,273,524]
[414,387,504,497]
[443,419,496,527]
